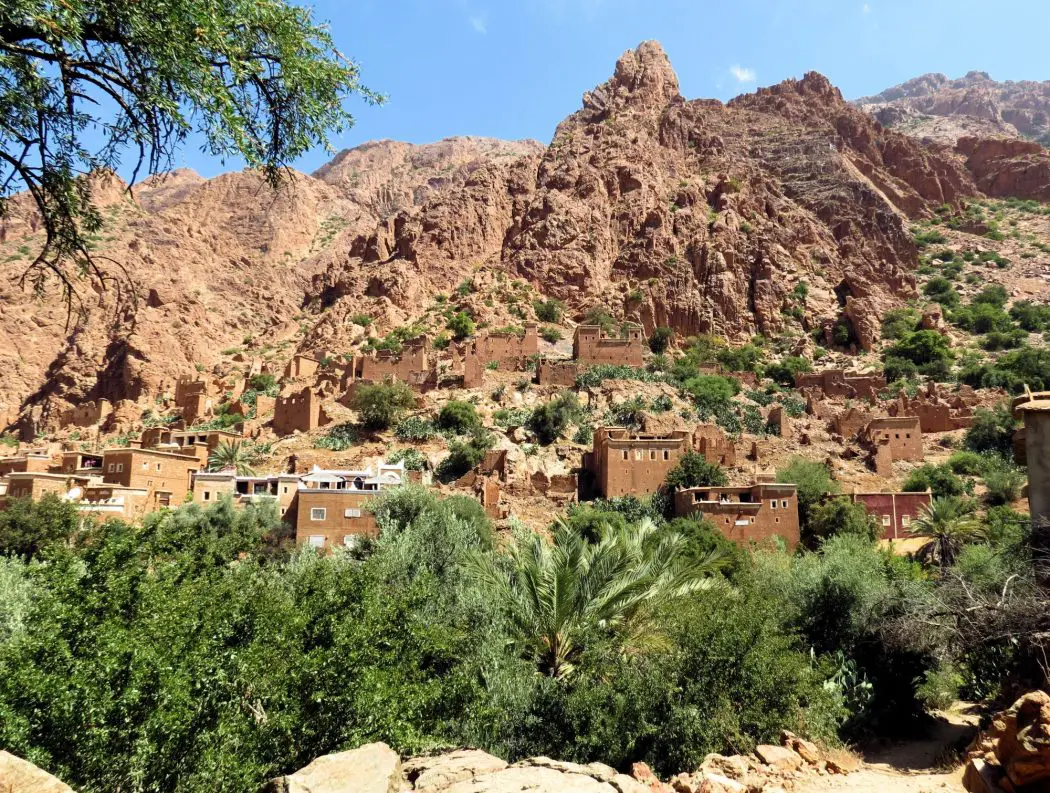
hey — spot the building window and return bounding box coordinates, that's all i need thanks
[308,535,325,548]
[663,450,669,461]
[634,450,642,461]
[203,491,210,501]
[142,461,149,469]
[781,500,788,508]
[770,500,777,509]
[905,433,911,439]
[116,463,124,472]
[902,514,911,526]
[882,515,891,526]
[282,486,288,494]
[621,450,628,461]
[107,464,114,472]
[156,463,162,471]
[344,508,362,518]
[895,433,900,439]
[310,507,327,521]
[649,450,656,461]
[343,535,361,549]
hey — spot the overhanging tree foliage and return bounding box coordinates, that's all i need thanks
[0,0,379,310]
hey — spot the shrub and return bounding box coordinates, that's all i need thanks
[914,229,947,247]
[493,407,531,428]
[1010,300,1050,331]
[350,313,373,326]
[387,448,428,472]
[885,330,953,367]
[881,307,921,340]
[437,430,495,480]
[0,495,80,560]
[540,325,563,343]
[981,458,1025,506]
[972,284,1009,308]
[883,356,919,384]
[528,392,581,445]
[903,464,969,498]
[395,416,437,441]
[964,404,1017,458]
[533,298,565,323]
[436,400,480,434]
[248,372,278,393]
[447,311,476,341]
[922,277,960,309]
[764,356,811,387]
[776,457,838,532]
[683,375,738,415]
[648,326,674,354]
[664,451,728,491]
[947,451,985,475]
[582,307,618,334]
[716,344,763,373]
[352,380,416,430]
[314,422,360,451]
[952,302,1013,334]
[806,497,881,546]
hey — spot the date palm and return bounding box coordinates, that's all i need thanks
[467,517,723,679]
[910,496,984,571]
[207,441,257,477]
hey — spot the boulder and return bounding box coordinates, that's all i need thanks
[440,765,613,793]
[404,750,507,792]
[780,730,822,765]
[261,742,401,793]
[0,751,76,793]
[966,691,1050,789]
[753,745,803,772]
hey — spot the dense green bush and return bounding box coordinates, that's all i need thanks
[648,326,674,354]
[683,375,739,415]
[533,298,565,323]
[395,416,438,442]
[981,458,1026,506]
[763,356,811,387]
[352,381,416,430]
[716,344,764,373]
[881,307,921,341]
[885,330,953,368]
[436,430,495,480]
[902,463,970,498]
[964,404,1017,459]
[776,457,838,535]
[436,400,480,433]
[922,277,959,309]
[0,495,80,560]
[314,422,359,451]
[664,451,728,491]
[806,497,880,546]
[528,392,581,445]
[446,311,476,341]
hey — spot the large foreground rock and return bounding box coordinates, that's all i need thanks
[0,751,76,793]
[965,690,1050,791]
[261,742,401,793]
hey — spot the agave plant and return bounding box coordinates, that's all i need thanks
[207,440,257,476]
[467,517,723,679]
[910,496,984,571]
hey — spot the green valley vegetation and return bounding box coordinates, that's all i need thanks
[0,485,1046,791]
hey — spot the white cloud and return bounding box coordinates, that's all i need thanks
[468,14,487,33]
[729,65,756,84]
[862,3,871,12]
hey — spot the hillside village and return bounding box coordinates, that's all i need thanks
[7,26,1050,793]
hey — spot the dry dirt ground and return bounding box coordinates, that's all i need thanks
[799,705,980,793]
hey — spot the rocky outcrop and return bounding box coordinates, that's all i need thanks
[268,733,854,793]
[858,71,1050,146]
[964,690,1050,791]
[0,751,76,792]
[956,136,1050,201]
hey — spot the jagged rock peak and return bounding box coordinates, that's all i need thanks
[739,71,844,105]
[582,40,681,119]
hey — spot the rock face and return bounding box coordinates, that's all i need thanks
[0,750,76,793]
[956,136,1050,202]
[857,71,1050,146]
[965,690,1050,791]
[0,42,1020,431]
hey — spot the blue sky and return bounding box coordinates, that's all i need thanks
[175,0,1050,177]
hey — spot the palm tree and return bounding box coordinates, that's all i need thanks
[910,496,984,571]
[207,440,257,476]
[467,517,723,679]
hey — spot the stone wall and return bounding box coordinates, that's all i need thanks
[573,324,645,367]
[794,369,886,402]
[273,388,331,435]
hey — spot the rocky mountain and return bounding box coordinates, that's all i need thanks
[856,71,1050,145]
[0,42,1045,431]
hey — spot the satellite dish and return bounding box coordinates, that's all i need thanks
[65,486,83,501]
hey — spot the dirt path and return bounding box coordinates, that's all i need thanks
[799,705,980,793]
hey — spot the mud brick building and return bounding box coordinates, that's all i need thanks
[573,324,645,367]
[864,416,923,475]
[795,370,886,403]
[472,324,539,369]
[60,399,113,429]
[173,377,216,424]
[295,463,405,550]
[692,423,736,467]
[889,387,975,433]
[1013,391,1050,525]
[192,471,303,522]
[0,451,52,476]
[849,490,932,540]
[273,388,331,435]
[536,361,579,387]
[831,406,881,439]
[586,427,690,498]
[674,480,800,548]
